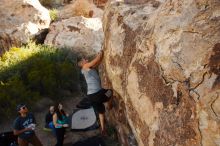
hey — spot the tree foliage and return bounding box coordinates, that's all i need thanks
[0,42,79,119]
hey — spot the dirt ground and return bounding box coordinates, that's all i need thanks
[1,95,120,146]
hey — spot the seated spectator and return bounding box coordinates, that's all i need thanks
[44,106,56,136]
[45,106,54,129]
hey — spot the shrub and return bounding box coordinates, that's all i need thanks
[0,42,79,119]
[49,9,58,21]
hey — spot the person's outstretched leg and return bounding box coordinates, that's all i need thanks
[18,137,28,146]
[29,134,43,146]
[99,113,105,134]
[49,121,56,136]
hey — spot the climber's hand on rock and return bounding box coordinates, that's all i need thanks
[98,50,103,56]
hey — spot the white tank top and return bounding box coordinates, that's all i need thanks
[81,69,102,95]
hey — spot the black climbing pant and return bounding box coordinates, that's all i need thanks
[55,128,65,146]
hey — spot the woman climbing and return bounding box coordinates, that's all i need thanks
[77,50,113,135]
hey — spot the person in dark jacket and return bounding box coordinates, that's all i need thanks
[13,104,42,146]
[45,106,54,128]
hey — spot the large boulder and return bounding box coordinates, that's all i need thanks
[0,0,51,55]
[44,16,103,56]
[102,0,220,146]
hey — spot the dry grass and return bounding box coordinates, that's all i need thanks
[70,0,95,17]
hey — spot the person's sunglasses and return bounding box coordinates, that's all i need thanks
[21,106,26,110]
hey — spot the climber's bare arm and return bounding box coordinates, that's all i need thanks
[83,50,103,69]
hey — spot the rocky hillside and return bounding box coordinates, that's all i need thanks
[102,0,220,146]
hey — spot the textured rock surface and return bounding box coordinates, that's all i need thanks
[0,0,50,55]
[102,0,220,146]
[44,16,103,56]
[93,0,108,8]
[59,0,104,19]
[39,0,71,7]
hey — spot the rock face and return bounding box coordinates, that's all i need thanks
[0,0,50,55]
[44,16,103,56]
[102,0,220,146]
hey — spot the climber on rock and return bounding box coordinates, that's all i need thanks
[77,50,113,135]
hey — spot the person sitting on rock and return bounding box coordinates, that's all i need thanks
[13,103,42,146]
[45,106,54,128]
[77,50,113,135]
[44,105,56,135]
